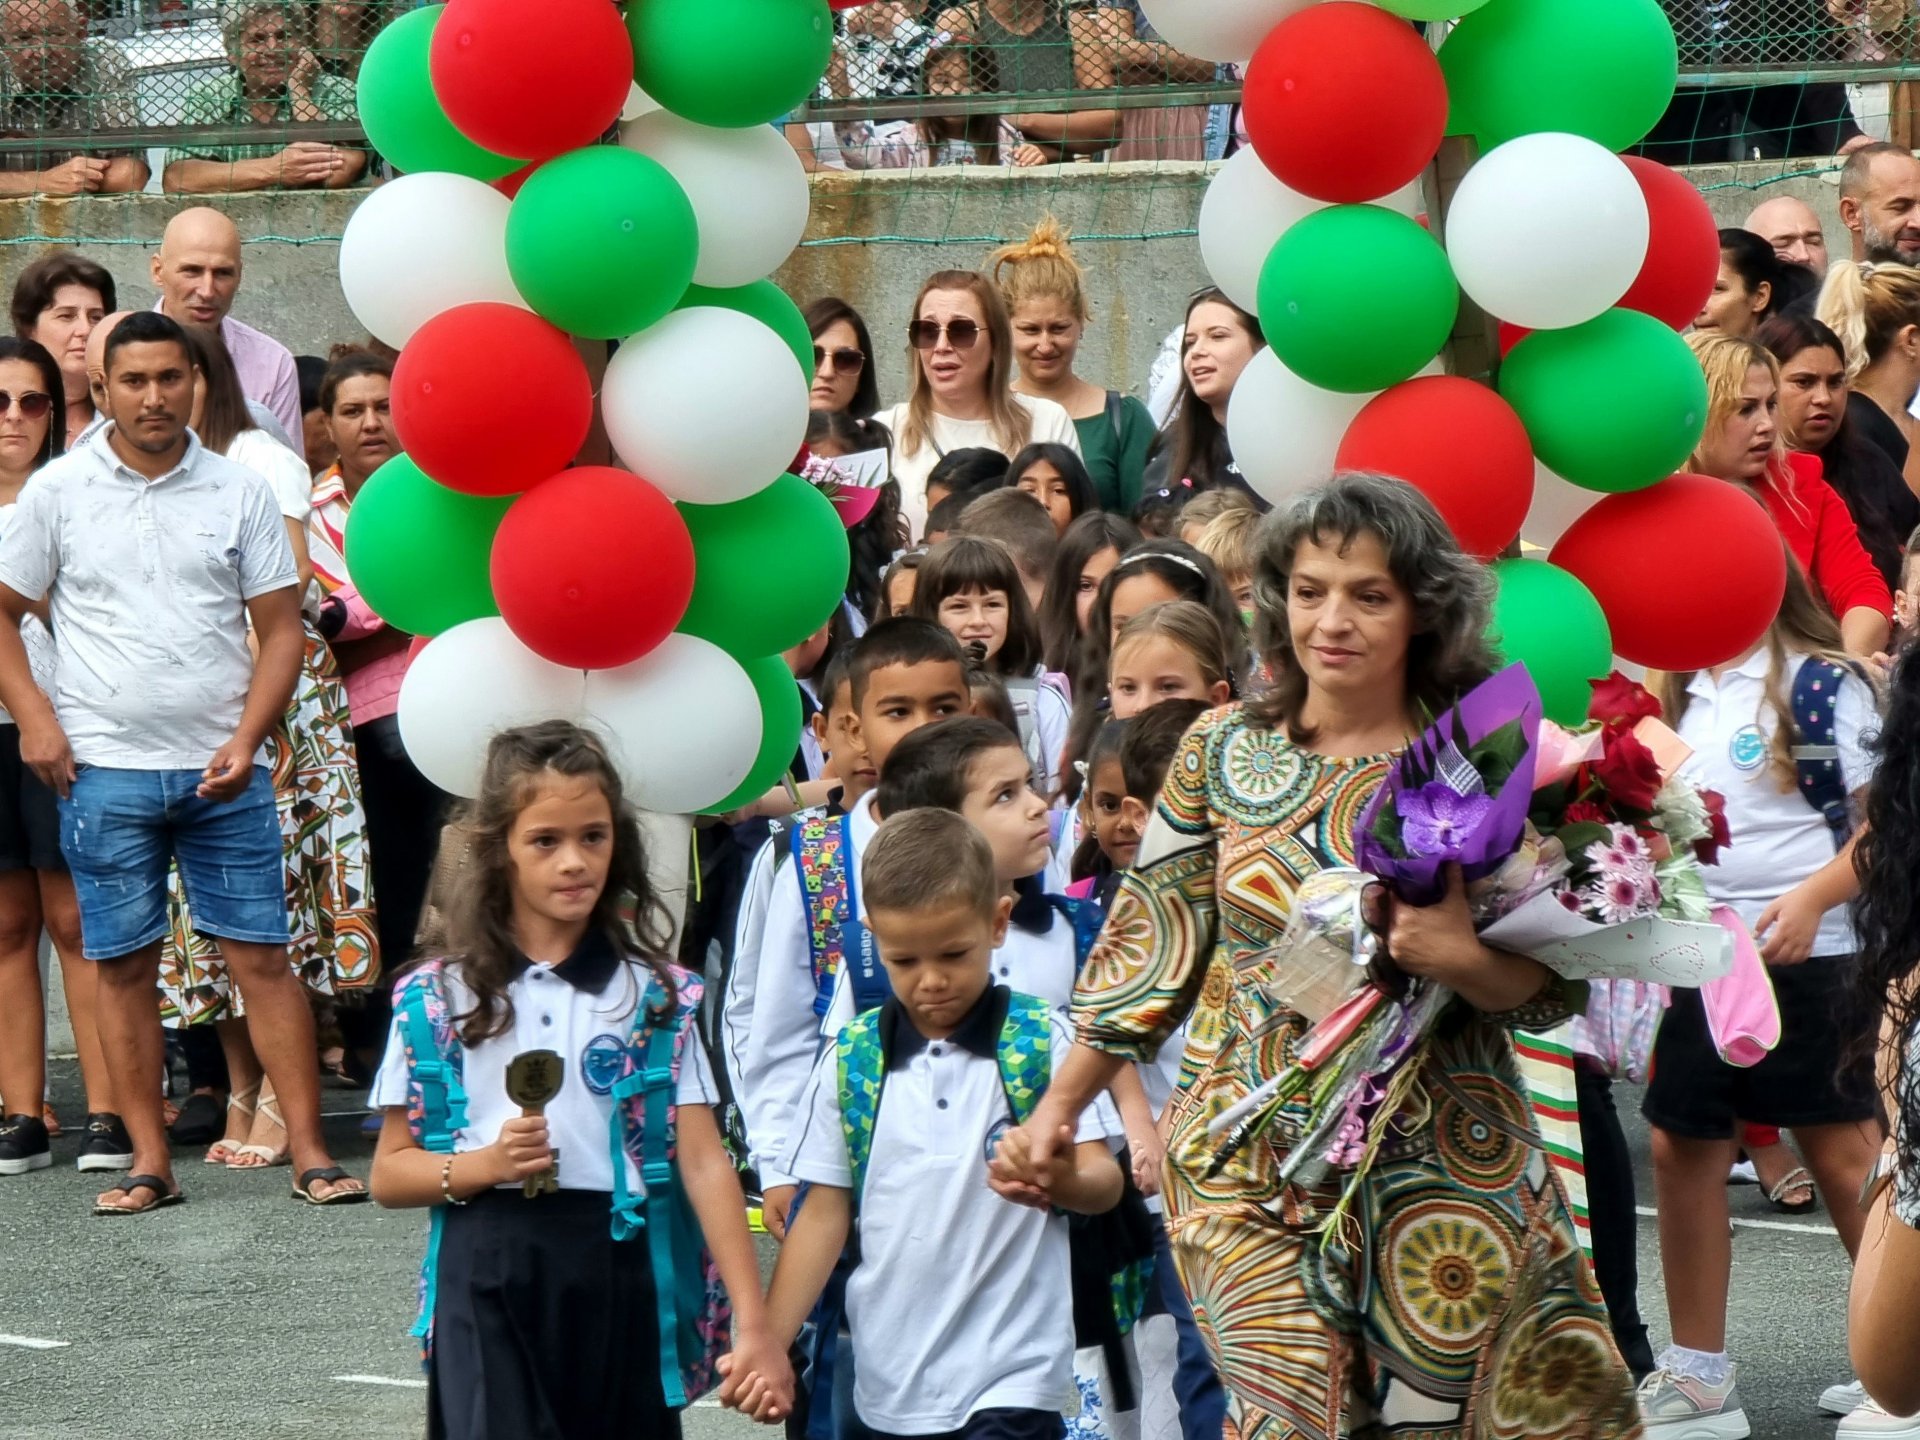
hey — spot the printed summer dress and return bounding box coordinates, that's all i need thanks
[1072,704,1642,1440]
[160,622,378,1023]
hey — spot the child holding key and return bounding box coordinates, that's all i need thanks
[368,721,785,1440]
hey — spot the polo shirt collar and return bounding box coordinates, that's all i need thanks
[849,789,883,851]
[1687,645,1770,699]
[509,926,621,995]
[1009,874,1055,934]
[879,982,1005,1070]
[90,422,203,485]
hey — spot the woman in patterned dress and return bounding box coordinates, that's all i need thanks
[1002,474,1642,1439]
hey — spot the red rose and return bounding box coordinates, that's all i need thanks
[1694,788,1731,866]
[1588,671,1662,730]
[1592,728,1663,812]
[1563,800,1609,825]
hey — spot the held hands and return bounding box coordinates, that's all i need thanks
[1755,885,1821,967]
[199,740,253,802]
[986,1121,1078,1210]
[1125,1118,1164,1199]
[485,1114,553,1186]
[716,1330,795,1424]
[760,1184,797,1242]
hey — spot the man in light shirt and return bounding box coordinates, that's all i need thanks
[150,207,304,456]
[0,310,363,1213]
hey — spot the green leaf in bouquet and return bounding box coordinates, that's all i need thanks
[1468,717,1530,794]
[1370,790,1408,859]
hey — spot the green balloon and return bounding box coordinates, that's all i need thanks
[357,6,524,180]
[506,147,699,341]
[1439,0,1678,152]
[1488,558,1613,727]
[1257,206,1458,394]
[704,653,805,815]
[679,280,812,380]
[1378,0,1493,18]
[629,0,834,129]
[343,455,511,637]
[677,474,850,657]
[1500,310,1706,494]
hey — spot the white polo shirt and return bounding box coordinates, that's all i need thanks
[0,425,297,769]
[1677,647,1879,956]
[370,933,717,1194]
[737,790,884,1189]
[783,988,1121,1434]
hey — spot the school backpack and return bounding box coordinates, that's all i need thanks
[791,811,893,1021]
[393,958,731,1407]
[1790,656,1864,851]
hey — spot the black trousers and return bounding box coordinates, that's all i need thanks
[866,1411,1064,1440]
[341,714,450,1058]
[428,1190,681,1440]
[1577,1061,1655,1378]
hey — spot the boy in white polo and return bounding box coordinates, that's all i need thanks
[728,809,1124,1440]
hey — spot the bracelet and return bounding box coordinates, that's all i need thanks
[440,1156,469,1207]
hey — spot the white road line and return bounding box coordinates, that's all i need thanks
[0,1335,69,1350]
[333,1375,428,1389]
[1635,1204,1838,1237]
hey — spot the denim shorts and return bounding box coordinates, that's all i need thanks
[59,764,288,961]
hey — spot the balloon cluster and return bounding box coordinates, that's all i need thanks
[1172,0,1787,720]
[335,0,849,811]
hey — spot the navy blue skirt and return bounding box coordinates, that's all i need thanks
[427,1188,681,1440]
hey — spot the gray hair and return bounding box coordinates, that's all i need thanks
[1247,471,1498,740]
[220,0,301,60]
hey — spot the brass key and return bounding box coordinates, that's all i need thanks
[505,1050,564,1198]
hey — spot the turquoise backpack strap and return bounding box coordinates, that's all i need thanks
[995,991,1054,1126]
[835,1010,888,1201]
[793,813,854,1020]
[1050,895,1105,972]
[393,962,468,1354]
[1791,656,1858,852]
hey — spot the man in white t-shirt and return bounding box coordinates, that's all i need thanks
[0,311,364,1214]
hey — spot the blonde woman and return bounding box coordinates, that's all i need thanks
[1688,331,1892,656]
[992,216,1156,511]
[875,269,1081,539]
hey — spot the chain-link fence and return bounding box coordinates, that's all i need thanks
[2,0,1919,230]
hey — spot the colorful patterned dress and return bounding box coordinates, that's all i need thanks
[1072,705,1642,1440]
[159,623,379,1024]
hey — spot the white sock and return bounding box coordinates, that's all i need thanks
[1658,1345,1732,1386]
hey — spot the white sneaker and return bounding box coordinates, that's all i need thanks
[1839,1399,1920,1438]
[1727,1159,1759,1185]
[1826,1380,1870,1416]
[1637,1366,1751,1439]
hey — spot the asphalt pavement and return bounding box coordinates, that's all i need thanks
[0,1060,1863,1440]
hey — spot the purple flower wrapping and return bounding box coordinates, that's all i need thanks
[1354,664,1543,907]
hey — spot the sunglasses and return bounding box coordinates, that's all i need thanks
[907,318,981,351]
[813,345,866,374]
[0,391,53,420]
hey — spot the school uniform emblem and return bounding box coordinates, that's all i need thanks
[581,1033,628,1095]
[1728,725,1767,773]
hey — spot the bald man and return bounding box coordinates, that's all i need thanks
[1840,143,1920,266]
[1745,195,1829,272]
[149,208,303,456]
[76,309,133,445]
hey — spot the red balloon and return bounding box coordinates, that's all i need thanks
[1549,475,1787,671]
[1497,321,1530,356]
[492,161,537,200]
[1616,157,1721,332]
[492,468,695,670]
[1335,377,1535,560]
[431,0,631,162]
[392,304,591,498]
[1241,3,1447,204]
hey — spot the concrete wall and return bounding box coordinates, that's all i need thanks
[0,157,1853,404]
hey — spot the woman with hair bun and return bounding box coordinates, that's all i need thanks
[993,215,1155,513]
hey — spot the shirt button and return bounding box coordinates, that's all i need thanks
[937,1099,949,1110]
[542,1015,553,1026]
[930,1045,943,1057]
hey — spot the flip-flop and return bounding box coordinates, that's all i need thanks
[1766,1164,1819,1214]
[94,1174,184,1217]
[291,1165,369,1207]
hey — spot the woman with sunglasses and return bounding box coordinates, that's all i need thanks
[0,337,128,1179]
[1142,288,1267,504]
[875,268,1082,539]
[804,296,881,419]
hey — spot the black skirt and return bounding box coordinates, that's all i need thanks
[427,1188,682,1440]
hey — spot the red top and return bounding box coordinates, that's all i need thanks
[1761,452,1893,622]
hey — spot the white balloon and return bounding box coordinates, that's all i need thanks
[1200,149,1422,313]
[1520,461,1603,551]
[338,173,526,348]
[1445,133,1651,332]
[582,635,762,814]
[397,618,588,798]
[1227,347,1375,507]
[603,307,809,504]
[1137,0,1316,62]
[621,110,810,288]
